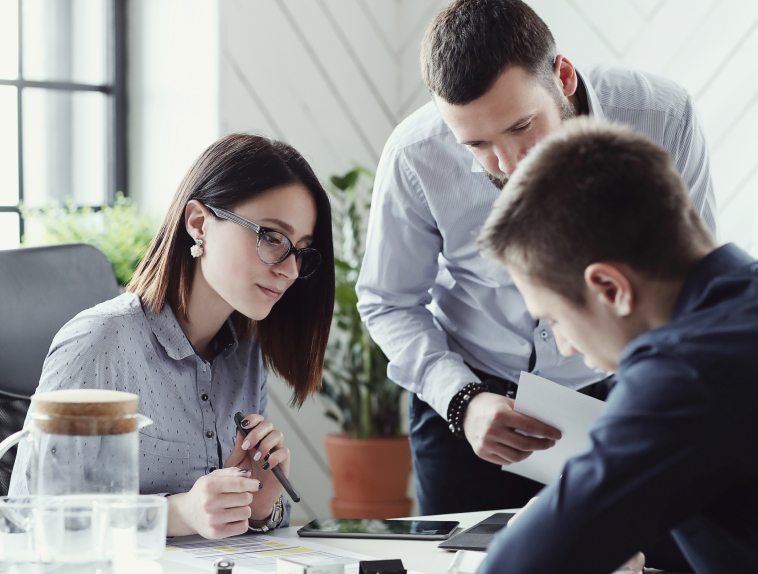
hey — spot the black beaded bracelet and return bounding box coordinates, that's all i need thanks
[446,381,490,439]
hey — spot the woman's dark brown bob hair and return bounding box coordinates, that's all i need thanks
[127,133,335,406]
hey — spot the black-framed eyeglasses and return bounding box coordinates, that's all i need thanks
[204,204,321,279]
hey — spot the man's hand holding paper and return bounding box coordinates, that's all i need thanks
[462,392,562,466]
[505,372,606,484]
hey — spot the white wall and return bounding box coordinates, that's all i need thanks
[128,0,219,218]
[218,0,450,183]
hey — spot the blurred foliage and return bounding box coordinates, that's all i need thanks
[21,192,156,286]
[321,167,404,440]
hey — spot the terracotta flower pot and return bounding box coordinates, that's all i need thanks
[324,433,413,519]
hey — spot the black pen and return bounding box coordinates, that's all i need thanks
[233,411,301,503]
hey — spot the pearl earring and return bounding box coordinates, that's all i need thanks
[190,238,204,258]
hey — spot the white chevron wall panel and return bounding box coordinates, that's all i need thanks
[218,0,758,524]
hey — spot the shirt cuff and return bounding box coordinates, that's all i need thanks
[420,359,481,421]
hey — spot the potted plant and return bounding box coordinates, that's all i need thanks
[21,192,156,286]
[321,168,412,519]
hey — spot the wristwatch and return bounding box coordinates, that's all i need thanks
[247,496,284,533]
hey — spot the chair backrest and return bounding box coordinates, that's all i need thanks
[0,243,120,494]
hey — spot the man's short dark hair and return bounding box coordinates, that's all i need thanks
[421,0,557,105]
[479,118,714,304]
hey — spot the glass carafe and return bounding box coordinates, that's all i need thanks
[0,389,152,495]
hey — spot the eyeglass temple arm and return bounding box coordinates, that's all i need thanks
[205,205,262,235]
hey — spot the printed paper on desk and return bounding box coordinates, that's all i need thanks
[502,372,605,484]
[163,534,376,573]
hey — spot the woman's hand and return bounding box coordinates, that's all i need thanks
[224,413,290,523]
[167,468,260,539]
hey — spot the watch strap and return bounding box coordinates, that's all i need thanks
[247,495,284,533]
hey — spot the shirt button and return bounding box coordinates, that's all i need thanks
[205,430,214,439]
[201,394,209,402]
[540,330,549,340]
[208,466,217,474]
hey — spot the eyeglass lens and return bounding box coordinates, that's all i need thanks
[258,231,320,277]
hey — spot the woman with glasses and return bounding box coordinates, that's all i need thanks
[10,134,335,539]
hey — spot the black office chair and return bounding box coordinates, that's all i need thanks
[0,243,120,494]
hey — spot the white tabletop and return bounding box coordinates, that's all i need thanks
[159,510,502,574]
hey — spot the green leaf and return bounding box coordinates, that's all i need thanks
[334,258,355,272]
[335,284,359,309]
[330,169,361,191]
[21,192,157,286]
[324,410,342,424]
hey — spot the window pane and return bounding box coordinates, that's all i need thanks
[0,0,19,80]
[22,0,108,85]
[0,212,21,249]
[23,88,107,207]
[0,86,19,206]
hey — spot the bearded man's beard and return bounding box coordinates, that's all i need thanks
[484,91,577,190]
[485,170,509,190]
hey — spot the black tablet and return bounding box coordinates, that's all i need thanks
[298,518,460,540]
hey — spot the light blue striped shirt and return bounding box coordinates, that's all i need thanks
[356,64,718,419]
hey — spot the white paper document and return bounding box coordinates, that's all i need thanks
[502,372,605,484]
[163,534,377,573]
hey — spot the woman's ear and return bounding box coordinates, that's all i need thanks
[185,200,208,241]
[584,262,634,317]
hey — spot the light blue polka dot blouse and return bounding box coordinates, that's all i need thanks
[9,292,290,526]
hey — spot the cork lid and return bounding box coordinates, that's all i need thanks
[31,390,140,435]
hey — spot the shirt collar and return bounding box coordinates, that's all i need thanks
[671,243,756,320]
[213,317,240,359]
[144,301,239,361]
[576,68,604,120]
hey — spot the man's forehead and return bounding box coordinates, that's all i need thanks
[435,68,546,131]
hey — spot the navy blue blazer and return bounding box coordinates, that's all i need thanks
[480,244,758,574]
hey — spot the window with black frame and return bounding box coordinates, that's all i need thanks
[0,0,125,247]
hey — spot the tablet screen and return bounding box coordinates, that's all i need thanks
[298,518,459,539]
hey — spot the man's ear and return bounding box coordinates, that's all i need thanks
[554,54,577,98]
[185,200,209,241]
[584,263,633,317]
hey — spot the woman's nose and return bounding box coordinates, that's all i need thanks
[275,252,299,279]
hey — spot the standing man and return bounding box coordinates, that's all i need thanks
[356,0,718,516]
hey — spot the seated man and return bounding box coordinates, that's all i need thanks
[477,118,758,573]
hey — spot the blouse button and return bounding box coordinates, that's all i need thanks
[208,466,217,474]
[201,394,209,402]
[205,430,214,439]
